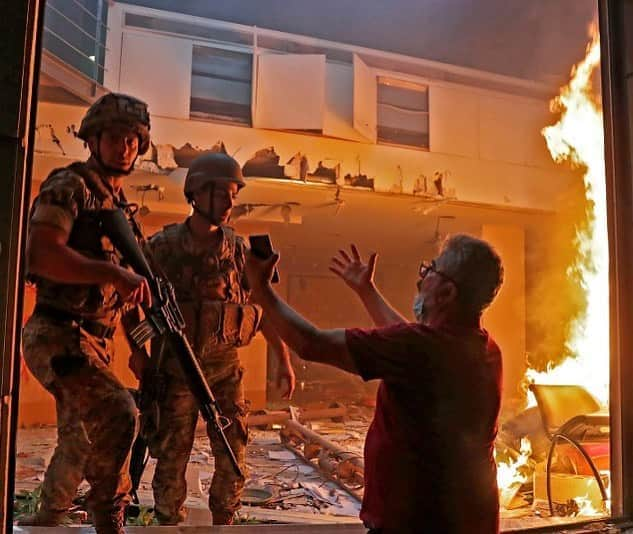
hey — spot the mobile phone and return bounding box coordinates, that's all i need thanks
[249,234,280,283]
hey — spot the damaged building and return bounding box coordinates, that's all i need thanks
[4,0,633,532]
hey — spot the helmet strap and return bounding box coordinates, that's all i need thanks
[191,184,218,225]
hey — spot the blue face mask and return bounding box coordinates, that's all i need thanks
[413,293,425,322]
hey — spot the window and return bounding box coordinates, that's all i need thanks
[377,77,429,149]
[190,45,253,126]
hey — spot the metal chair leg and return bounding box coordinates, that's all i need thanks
[546,433,608,516]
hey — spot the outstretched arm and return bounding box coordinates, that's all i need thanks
[330,244,406,327]
[245,253,357,375]
[260,316,296,399]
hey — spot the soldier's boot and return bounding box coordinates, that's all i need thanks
[211,510,235,525]
[154,506,187,525]
[92,508,125,534]
[17,506,66,526]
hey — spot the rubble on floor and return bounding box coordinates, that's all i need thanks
[14,404,370,527]
[12,402,612,529]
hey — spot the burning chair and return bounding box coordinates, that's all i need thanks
[529,384,609,515]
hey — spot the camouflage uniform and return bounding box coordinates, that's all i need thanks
[22,162,139,533]
[144,220,261,525]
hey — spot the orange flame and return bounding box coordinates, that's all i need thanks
[573,494,604,517]
[497,437,532,506]
[497,29,608,515]
[526,29,608,407]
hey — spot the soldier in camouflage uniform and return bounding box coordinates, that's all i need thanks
[141,153,296,525]
[21,93,152,534]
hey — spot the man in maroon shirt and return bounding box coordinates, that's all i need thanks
[245,234,504,533]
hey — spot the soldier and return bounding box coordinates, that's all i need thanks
[21,93,152,533]
[140,152,295,525]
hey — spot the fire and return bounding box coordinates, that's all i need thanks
[526,29,608,407]
[497,438,532,506]
[573,494,603,517]
[497,30,608,518]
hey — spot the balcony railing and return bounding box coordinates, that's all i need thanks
[42,0,108,84]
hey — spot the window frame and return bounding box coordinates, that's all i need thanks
[189,43,254,127]
[376,75,430,151]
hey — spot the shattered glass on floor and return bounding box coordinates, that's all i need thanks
[13,403,613,530]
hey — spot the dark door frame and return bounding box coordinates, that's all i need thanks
[1,1,633,532]
[0,1,44,531]
[600,0,633,520]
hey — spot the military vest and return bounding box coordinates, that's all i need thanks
[29,162,139,325]
[146,221,261,358]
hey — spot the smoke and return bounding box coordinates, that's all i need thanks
[525,170,592,372]
[128,0,595,82]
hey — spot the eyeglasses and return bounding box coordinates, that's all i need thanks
[418,259,459,290]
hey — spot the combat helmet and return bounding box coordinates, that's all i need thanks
[184,153,246,201]
[78,93,151,155]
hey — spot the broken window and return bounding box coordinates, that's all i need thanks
[377,77,429,150]
[190,46,253,126]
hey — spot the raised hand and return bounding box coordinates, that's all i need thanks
[329,244,377,294]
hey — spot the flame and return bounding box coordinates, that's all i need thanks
[497,437,532,505]
[573,494,603,517]
[526,29,608,407]
[503,29,609,518]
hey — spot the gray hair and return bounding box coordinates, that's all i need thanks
[435,234,504,315]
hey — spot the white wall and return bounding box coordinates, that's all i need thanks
[119,31,193,119]
[427,85,556,169]
[482,224,527,408]
[30,104,560,411]
[429,85,479,158]
[324,62,367,142]
[34,101,574,211]
[99,4,572,211]
[253,53,325,130]
[479,94,554,167]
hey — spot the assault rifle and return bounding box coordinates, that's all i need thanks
[98,208,243,482]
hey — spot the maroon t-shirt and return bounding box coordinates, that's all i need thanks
[346,322,502,534]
